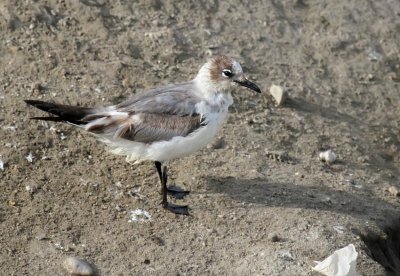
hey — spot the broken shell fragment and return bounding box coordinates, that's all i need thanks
[269,84,287,106]
[63,256,94,276]
[319,150,337,164]
[313,244,358,276]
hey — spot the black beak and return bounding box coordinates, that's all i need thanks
[234,78,261,93]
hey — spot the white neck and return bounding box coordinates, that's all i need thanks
[194,63,230,99]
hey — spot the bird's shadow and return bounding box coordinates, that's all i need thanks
[286,97,400,178]
[205,176,398,222]
[206,175,400,275]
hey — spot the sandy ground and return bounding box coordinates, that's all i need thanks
[1,0,400,275]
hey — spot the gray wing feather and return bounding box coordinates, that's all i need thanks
[116,82,200,116]
[87,82,205,143]
[88,113,204,143]
[124,113,203,143]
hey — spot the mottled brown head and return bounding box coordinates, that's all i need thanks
[196,55,261,93]
[209,55,237,82]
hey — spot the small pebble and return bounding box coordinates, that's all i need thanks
[35,232,47,241]
[279,250,294,261]
[388,186,400,197]
[269,85,287,106]
[390,74,400,83]
[25,185,35,194]
[268,232,280,242]
[0,159,4,171]
[333,225,346,234]
[34,83,41,90]
[207,138,225,149]
[26,152,35,163]
[63,256,94,276]
[115,205,124,212]
[122,78,131,88]
[25,182,41,194]
[128,209,151,222]
[150,236,165,246]
[319,150,337,164]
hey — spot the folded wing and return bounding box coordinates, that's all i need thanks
[85,112,205,143]
[97,81,206,143]
[25,81,206,143]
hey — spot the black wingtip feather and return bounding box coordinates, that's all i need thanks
[24,99,93,125]
[29,116,65,122]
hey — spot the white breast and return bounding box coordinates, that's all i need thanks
[103,92,233,163]
[144,95,231,162]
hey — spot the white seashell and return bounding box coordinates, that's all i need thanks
[388,186,400,197]
[269,85,287,106]
[26,152,34,163]
[128,209,151,222]
[319,150,337,164]
[63,256,94,276]
[313,244,358,276]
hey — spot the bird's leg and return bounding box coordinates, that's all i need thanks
[155,161,163,184]
[166,186,190,199]
[161,164,189,215]
[154,161,189,215]
[154,161,190,199]
[161,164,168,207]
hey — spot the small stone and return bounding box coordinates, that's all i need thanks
[269,85,287,106]
[35,232,47,241]
[33,83,42,93]
[26,152,34,163]
[388,186,400,197]
[357,155,370,163]
[115,205,124,212]
[25,180,40,195]
[25,185,35,194]
[367,47,383,61]
[63,256,94,276]
[319,150,337,164]
[128,209,151,222]
[122,78,131,88]
[268,232,280,242]
[207,138,225,149]
[389,73,400,83]
[8,200,16,207]
[150,236,165,246]
[333,225,346,234]
[279,250,294,261]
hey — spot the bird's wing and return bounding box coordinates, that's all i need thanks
[115,82,200,116]
[85,112,205,143]
[84,82,206,143]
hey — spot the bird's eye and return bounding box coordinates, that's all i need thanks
[222,69,233,78]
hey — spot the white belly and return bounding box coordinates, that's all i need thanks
[103,93,233,163]
[145,111,228,162]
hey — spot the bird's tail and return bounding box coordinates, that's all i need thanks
[24,100,95,125]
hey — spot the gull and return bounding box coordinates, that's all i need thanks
[25,55,261,215]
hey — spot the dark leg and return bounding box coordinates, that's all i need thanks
[161,165,168,207]
[155,161,190,198]
[166,186,190,199]
[154,162,189,215]
[155,161,163,183]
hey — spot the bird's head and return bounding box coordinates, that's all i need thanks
[195,55,261,94]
